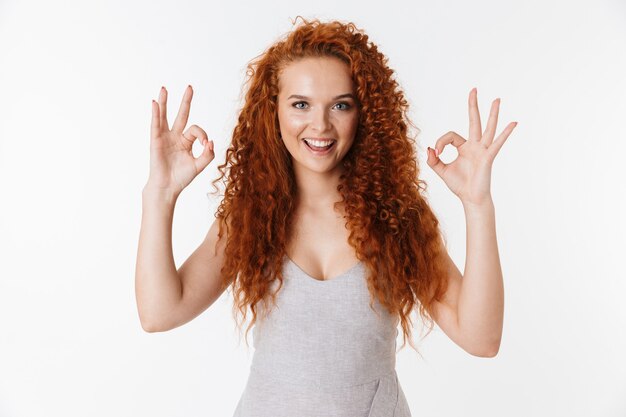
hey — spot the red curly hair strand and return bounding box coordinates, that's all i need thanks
[209,16,450,354]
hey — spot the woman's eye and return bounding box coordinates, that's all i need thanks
[293,101,308,109]
[335,102,350,110]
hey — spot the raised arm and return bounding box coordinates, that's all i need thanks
[135,85,224,332]
[136,192,230,332]
[425,88,517,356]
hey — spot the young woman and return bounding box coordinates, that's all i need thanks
[135,17,516,417]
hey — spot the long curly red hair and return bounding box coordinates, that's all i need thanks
[210,17,450,354]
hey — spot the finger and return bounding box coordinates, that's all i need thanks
[469,88,482,141]
[482,98,500,147]
[159,86,170,131]
[193,139,216,173]
[150,99,160,140]
[434,131,466,156]
[182,124,209,149]
[488,122,518,159]
[426,146,448,177]
[172,85,193,134]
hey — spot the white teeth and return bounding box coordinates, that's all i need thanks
[304,138,334,147]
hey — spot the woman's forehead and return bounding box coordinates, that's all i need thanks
[277,56,354,97]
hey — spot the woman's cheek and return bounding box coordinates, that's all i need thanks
[286,112,308,129]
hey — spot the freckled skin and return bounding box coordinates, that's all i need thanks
[276,56,359,178]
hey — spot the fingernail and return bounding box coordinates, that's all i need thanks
[435,148,439,157]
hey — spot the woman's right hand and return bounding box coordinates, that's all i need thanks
[145,85,215,197]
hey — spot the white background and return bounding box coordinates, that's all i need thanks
[1,0,625,416]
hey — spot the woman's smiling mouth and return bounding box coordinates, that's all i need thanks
[302,138,336,154]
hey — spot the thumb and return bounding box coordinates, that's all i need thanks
[426,146,446,177]
[193,140,215,173]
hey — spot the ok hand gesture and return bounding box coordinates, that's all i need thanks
[426,88,518,207]
[146,85,215,197]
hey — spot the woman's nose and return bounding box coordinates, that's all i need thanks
[309,108,332,133]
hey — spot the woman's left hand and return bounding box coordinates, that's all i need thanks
[426,88,518,207]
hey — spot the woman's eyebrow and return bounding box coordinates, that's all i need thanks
[287,93,356,100]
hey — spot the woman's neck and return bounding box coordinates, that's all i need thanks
[293,164,344,209]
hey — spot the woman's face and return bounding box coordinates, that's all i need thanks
[276,56,359,175]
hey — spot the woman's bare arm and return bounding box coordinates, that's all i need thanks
[135,85,223,332]
[135,186,230,332]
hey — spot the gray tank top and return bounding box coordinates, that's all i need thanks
[232,255,412,417]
